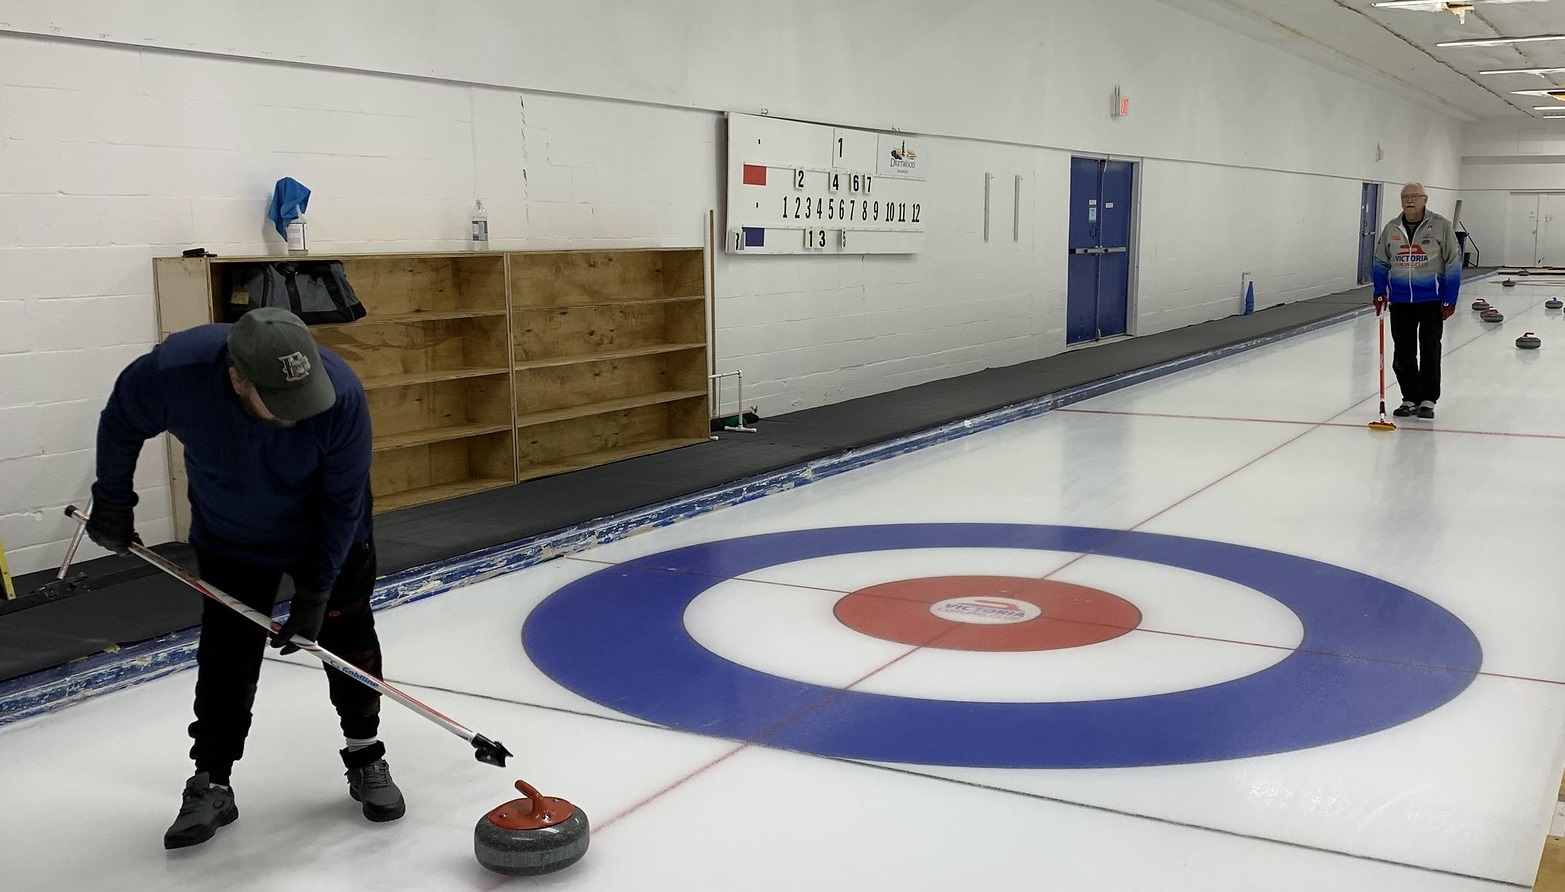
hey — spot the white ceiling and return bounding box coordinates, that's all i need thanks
[1158,0,1565,121]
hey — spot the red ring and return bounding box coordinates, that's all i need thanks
[833,576,1141,652]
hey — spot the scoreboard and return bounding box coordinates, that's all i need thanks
[725,113,926,255]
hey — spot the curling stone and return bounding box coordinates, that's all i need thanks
[475,779,590,876]
[1502,279,1517,287]
[1472,298,1490,311]
[1482,308,1505,323]
[1517,332,1542,349]
[1547,298,1563,310]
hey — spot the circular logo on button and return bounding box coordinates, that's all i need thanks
[833,575,1142,652]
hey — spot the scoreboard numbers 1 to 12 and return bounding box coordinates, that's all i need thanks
[782,168,921,224]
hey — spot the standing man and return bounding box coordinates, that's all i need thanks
[1371,182,1461,419]
[86,307,404,849]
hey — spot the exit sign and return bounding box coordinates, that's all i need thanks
[1112,86,1130,118]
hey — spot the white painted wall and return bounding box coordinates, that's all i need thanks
[1459,119,1565,268]
[0,1,1464,574]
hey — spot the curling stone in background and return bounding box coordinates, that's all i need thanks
[1547,297,1563,310]
[475,779,590,876]
[1502,279,1517,287]
[1517,332,1542,349]
[1482,308,1504,323]
[1472,298,1491,311]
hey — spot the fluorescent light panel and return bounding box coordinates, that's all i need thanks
[1482,67,1565,75]
[1439,35,1565,47]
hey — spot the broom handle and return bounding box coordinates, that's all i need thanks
[63,506,511,765]
[1379,308,1387,406]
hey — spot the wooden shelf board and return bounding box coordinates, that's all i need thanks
[316,309,507,330]
[373,423,513,452]
[196,251,510,263]
[510,294,705,311]
[374,478,513,513]
[513,342,706,370]
[515,390,708,427]
[517,437,710,482]
[361,367,511,390]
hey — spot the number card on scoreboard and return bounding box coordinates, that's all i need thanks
[725,113,926,255]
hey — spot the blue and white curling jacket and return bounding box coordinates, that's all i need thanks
[1372,211,1461,305]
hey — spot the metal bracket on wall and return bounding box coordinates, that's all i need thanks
[983,173,993,242]
[1014,175,1022,241]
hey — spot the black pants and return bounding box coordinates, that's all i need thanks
[188,540,382,784]
[1389,301,1445,404]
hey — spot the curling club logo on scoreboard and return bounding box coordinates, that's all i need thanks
[883,139,921,176]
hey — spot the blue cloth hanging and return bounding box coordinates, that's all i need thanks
[267,177,311,239]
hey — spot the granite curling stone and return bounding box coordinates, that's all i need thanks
[475,779,590,876]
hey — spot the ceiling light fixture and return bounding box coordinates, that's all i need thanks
[1512,90,1565,98]
[1439,34,1565,48]
[1375,0,1550,25]
[1374,1,1476,24]
[1481,67,1565,75]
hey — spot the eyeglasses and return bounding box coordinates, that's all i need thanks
[1402,194,1427,200]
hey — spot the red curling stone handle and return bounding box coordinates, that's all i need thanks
[486,779,577,830]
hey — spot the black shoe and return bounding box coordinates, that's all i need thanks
[164,772,238,849]
[342,743,405,822]
[1417,402,1435,419]
[1392,402,1418,417]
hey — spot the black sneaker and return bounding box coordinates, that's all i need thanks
[164,772,238,849]
[342,743,405,822]
[1417,402,1436,419]
[1392,402,1418,417]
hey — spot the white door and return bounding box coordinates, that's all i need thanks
[1540,194,1565,267]
[1507,193,1541,268]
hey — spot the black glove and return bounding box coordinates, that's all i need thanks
[270,588,330,655]
[85,495,140,556]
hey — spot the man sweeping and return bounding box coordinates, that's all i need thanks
[86,306,405,848]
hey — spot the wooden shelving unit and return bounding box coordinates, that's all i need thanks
[303,255,515,512]
[508,249,711,482]
[153,246,709,538]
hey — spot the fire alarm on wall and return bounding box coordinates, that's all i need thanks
[1112,86,1129,118]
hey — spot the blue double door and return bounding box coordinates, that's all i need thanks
[1357,183,1381,285]
[1067,157,1135,345]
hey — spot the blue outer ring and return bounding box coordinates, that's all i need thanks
[523,524,1482,767]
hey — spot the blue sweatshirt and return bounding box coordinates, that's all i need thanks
[1371,211,1461,305]
[93,325,372,592]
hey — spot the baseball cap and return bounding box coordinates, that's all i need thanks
[227,307,337,421]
